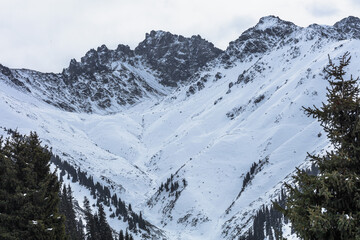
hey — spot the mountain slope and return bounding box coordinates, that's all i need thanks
[1,15,360,239]
[0,31,221,114]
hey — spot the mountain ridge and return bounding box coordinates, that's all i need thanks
[1,15,360,114]
[1,15,360,240]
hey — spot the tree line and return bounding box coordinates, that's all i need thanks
[0,131,66,239]
[0,130,138,239]
[51,154,148,234]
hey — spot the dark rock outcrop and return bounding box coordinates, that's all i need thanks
[135,30,223,86]
[225,16,299,60]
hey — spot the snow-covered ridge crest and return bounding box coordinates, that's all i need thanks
[223,15,360,64]
[223,15,300,61]
[1,16,360,114]
[0,30,223,114]
[255,15,296,31]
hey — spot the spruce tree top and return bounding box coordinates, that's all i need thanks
[284,52,360,239]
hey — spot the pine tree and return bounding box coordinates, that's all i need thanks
[97,204,113,240]
[84,196,97,240]
[93,213,100,240]
[60,184,81,240]
[0,131,66,239]
[284,52,360,239]
[138,211,146,230]
[118,230,124,240]
[77,218,85,240]
[0,136,21,239]
[66,185,80,239]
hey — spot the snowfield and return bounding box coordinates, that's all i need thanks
[1,16,360,239]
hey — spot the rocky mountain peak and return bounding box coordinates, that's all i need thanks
[6,15,360,115]
[115,44,134,57]
[255,15,295,31]
[0,64,12,76]
[82,48,97,61]
[225,15,299,61]
[62,30,223,88]
[144,30,178,45]
[334,16,360,39]
[334,16,360,28]
[97,44,109,52]
[135,30,223,86]
[63,43,135,82]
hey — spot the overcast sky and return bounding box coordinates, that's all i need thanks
[0,0,359,73]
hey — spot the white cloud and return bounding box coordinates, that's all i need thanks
[0,0,359,72]
[306,1,339,17]
[349,0,360,6]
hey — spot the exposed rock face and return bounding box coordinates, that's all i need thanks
[135,30,223,86]
[224,15,360,62]
[0,44,165,113]
[1,15,360,114]
[63,44,135,85]
[224,16,300,61]
[56,43,164,112]
[63,31,223,89]
[333,16,360,39]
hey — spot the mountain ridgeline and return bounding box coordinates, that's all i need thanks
[1,15,360,240]
[0,29,223,113]
[1,16,360,114]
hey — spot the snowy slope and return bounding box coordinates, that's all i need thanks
[1,15,360,239]
[136,41,360,240]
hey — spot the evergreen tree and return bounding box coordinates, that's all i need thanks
[66,185,80,239]
[97,204,113,240]
[60,184,81,240]
[0,136,20,239]
[84,196,97,240]
[138,211,146,230]
[0,131,66,239]
[77,218,85,240]
[284,52,360,239]
[118,230,124,240]
[93,213,100,240]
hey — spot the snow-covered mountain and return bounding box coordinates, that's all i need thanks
[1,15,360,239]
[0,31,221,114]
